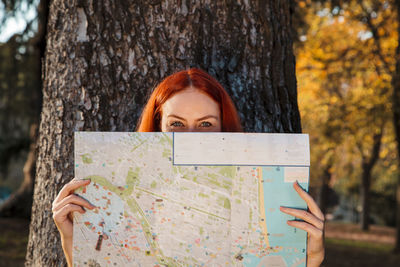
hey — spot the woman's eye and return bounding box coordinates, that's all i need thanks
[171,121,184,127]
[200,121,212,127]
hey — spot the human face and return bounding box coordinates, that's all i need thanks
[160,87,222,132]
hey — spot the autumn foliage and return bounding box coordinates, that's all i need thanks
[296,0,398,229]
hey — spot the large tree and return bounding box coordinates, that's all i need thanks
[25,0,301,265]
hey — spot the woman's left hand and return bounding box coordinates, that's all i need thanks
[279,181,325,267]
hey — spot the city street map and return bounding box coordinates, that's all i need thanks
[73,132,310,267]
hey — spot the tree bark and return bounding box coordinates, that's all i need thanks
[25,0,301,265]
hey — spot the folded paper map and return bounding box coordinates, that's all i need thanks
[73,132,310,267]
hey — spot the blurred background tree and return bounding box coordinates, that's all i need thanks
[0,0,47,218]
[295,0,400,251]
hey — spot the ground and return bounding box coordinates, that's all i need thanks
[0,218,399,267]
[0,218,29,267]
[323,222,400,267]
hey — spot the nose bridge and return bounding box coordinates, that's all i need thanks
[187,126,196,132]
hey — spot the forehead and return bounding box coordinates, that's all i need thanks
[162,88,220,118]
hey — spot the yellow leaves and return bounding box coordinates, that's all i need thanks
[378,27,386,37]
[389,164,398,173]
[296,0,398,193]
[380,147,390,159]
[330,96,339,105]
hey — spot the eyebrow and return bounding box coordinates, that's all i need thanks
[167,114,219,121]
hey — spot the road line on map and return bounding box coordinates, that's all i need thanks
[258,167,270,248]
[136,186,230,221]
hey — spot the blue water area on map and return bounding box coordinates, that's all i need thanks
[243,166,308,267]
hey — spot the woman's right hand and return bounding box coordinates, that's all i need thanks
[52,178,95,266]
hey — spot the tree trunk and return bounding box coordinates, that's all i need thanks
[359,131,382,231]
[393,0,400,253]
[360,163,372,231]
[25,0,301,265]
[318,162,332,215]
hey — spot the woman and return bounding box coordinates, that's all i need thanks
[52,68,325,266]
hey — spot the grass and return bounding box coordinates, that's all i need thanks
[324,237,400,267]
[325,237,394,253]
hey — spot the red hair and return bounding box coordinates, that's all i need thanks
[136,68,242,132]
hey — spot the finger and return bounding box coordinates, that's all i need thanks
[53,178,91,204]
[52,194,96,212]
[293,181,325,221]
[280,206,324,230]
[53,203,86,224]
[286,220,323,239]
